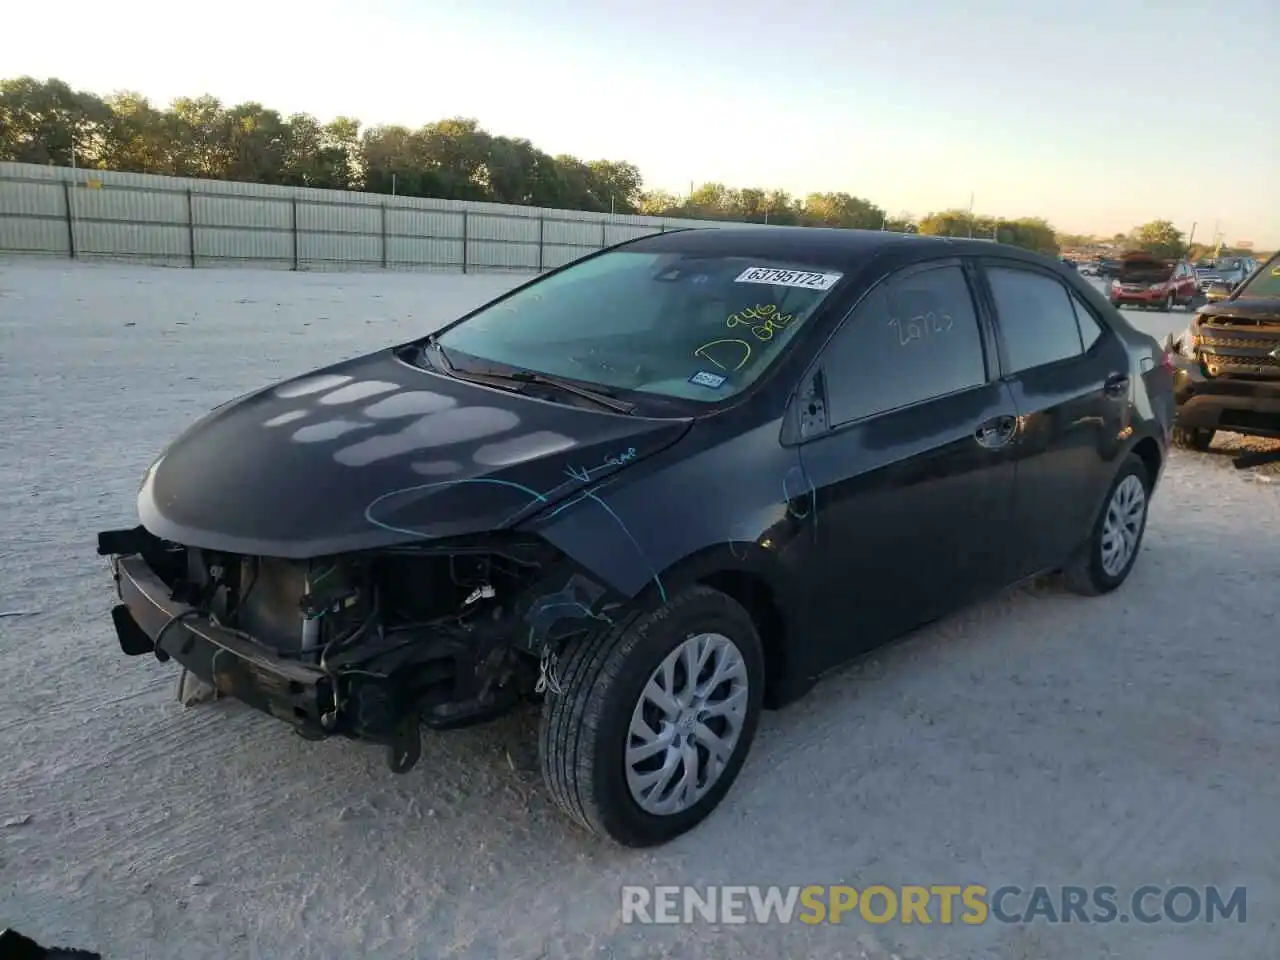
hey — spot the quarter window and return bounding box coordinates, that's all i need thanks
[822,265,988,426]
[986,266,1084,373]
[1069,290,1105,351]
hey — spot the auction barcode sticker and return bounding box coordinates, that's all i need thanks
[734,266,843,290]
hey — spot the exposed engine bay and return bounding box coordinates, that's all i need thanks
[97,526,620,773]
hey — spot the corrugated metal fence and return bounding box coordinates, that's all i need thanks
[0,162,771,274]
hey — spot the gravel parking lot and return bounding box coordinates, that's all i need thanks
[1,259,1277,960]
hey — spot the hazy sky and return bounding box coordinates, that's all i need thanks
[6,0,1278,246]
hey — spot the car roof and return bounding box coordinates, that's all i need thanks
[623,225,1047,272]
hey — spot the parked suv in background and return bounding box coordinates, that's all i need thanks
[1164,250,1280,450]
[1109,252,1199,311]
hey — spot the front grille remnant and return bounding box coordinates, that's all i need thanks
[1196,321,1280,380]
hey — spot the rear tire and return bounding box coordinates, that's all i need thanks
[1172,425,1214,451]
[1159,292,1173,312]
[1062,454,1151,597]
[539,585,765,847]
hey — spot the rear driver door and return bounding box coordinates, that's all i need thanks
[976,260,1132,579]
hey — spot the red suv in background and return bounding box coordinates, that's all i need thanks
[1108,252,1200,311]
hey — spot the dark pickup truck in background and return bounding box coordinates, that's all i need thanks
[1164,252,1280,449]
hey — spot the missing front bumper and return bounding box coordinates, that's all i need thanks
[109,553,337,733]
[98,524,619,772]
[98,532,549,772]
[104,549,433,772]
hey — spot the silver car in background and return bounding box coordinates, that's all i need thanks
[1194,257,1257,292]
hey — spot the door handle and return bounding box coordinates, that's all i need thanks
[975,415,1019,449]
[1104,372,1130,396]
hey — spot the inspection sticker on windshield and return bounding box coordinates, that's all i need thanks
[735,266,842,290]
[689,370,727,389]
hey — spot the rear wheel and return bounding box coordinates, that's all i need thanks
[539,585,765,847]
[1159,292,1173,312]
[1062,454,1151,596]
[1172,425,1214,451]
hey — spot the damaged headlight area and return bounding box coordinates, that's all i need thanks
[1164,325,1199,359]
[96,525,621,773]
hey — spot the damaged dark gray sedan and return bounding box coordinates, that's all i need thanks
[99,227,1174,846]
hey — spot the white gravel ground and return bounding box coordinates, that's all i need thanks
[1,259,1277,960]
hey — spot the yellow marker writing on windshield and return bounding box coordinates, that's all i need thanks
[694,338,752,372]
[726,304,796,342]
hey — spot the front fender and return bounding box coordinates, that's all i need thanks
[517,419,812,609]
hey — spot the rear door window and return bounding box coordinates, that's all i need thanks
[822,263,989,426]
[985,266,1085,373]
[1068,290,1106,351]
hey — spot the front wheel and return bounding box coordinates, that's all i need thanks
[1062,454,1151,596]
[539,585,765,847]
[1159,292,1173,312]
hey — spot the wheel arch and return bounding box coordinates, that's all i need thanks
[645,543,807,710]
[1078,432,1163,539]
[1130,434,1163,489]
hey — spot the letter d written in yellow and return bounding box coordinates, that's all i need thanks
[798,885,827,924]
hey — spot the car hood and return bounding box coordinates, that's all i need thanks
[138,347,692,558]
[1197,298,1280,323]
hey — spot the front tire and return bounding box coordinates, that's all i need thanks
[1062,454,1151,596]
[539,585,765,847]
[1159,292,1173,312]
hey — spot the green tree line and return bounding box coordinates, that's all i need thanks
[3,75,1065,253]
[1058,220,1270,262]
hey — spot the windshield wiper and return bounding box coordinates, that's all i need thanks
[421,336,526,394]
[423,337,635,414]
[495,370,636,414]
[423,335,456,371]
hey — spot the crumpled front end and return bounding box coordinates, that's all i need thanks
[1164,305,1280,440]
[97,524,622,772]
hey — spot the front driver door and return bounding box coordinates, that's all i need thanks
[790,259,1019,676]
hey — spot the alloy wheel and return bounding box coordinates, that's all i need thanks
[1100,474,1147,577]
[624,632,750,816]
